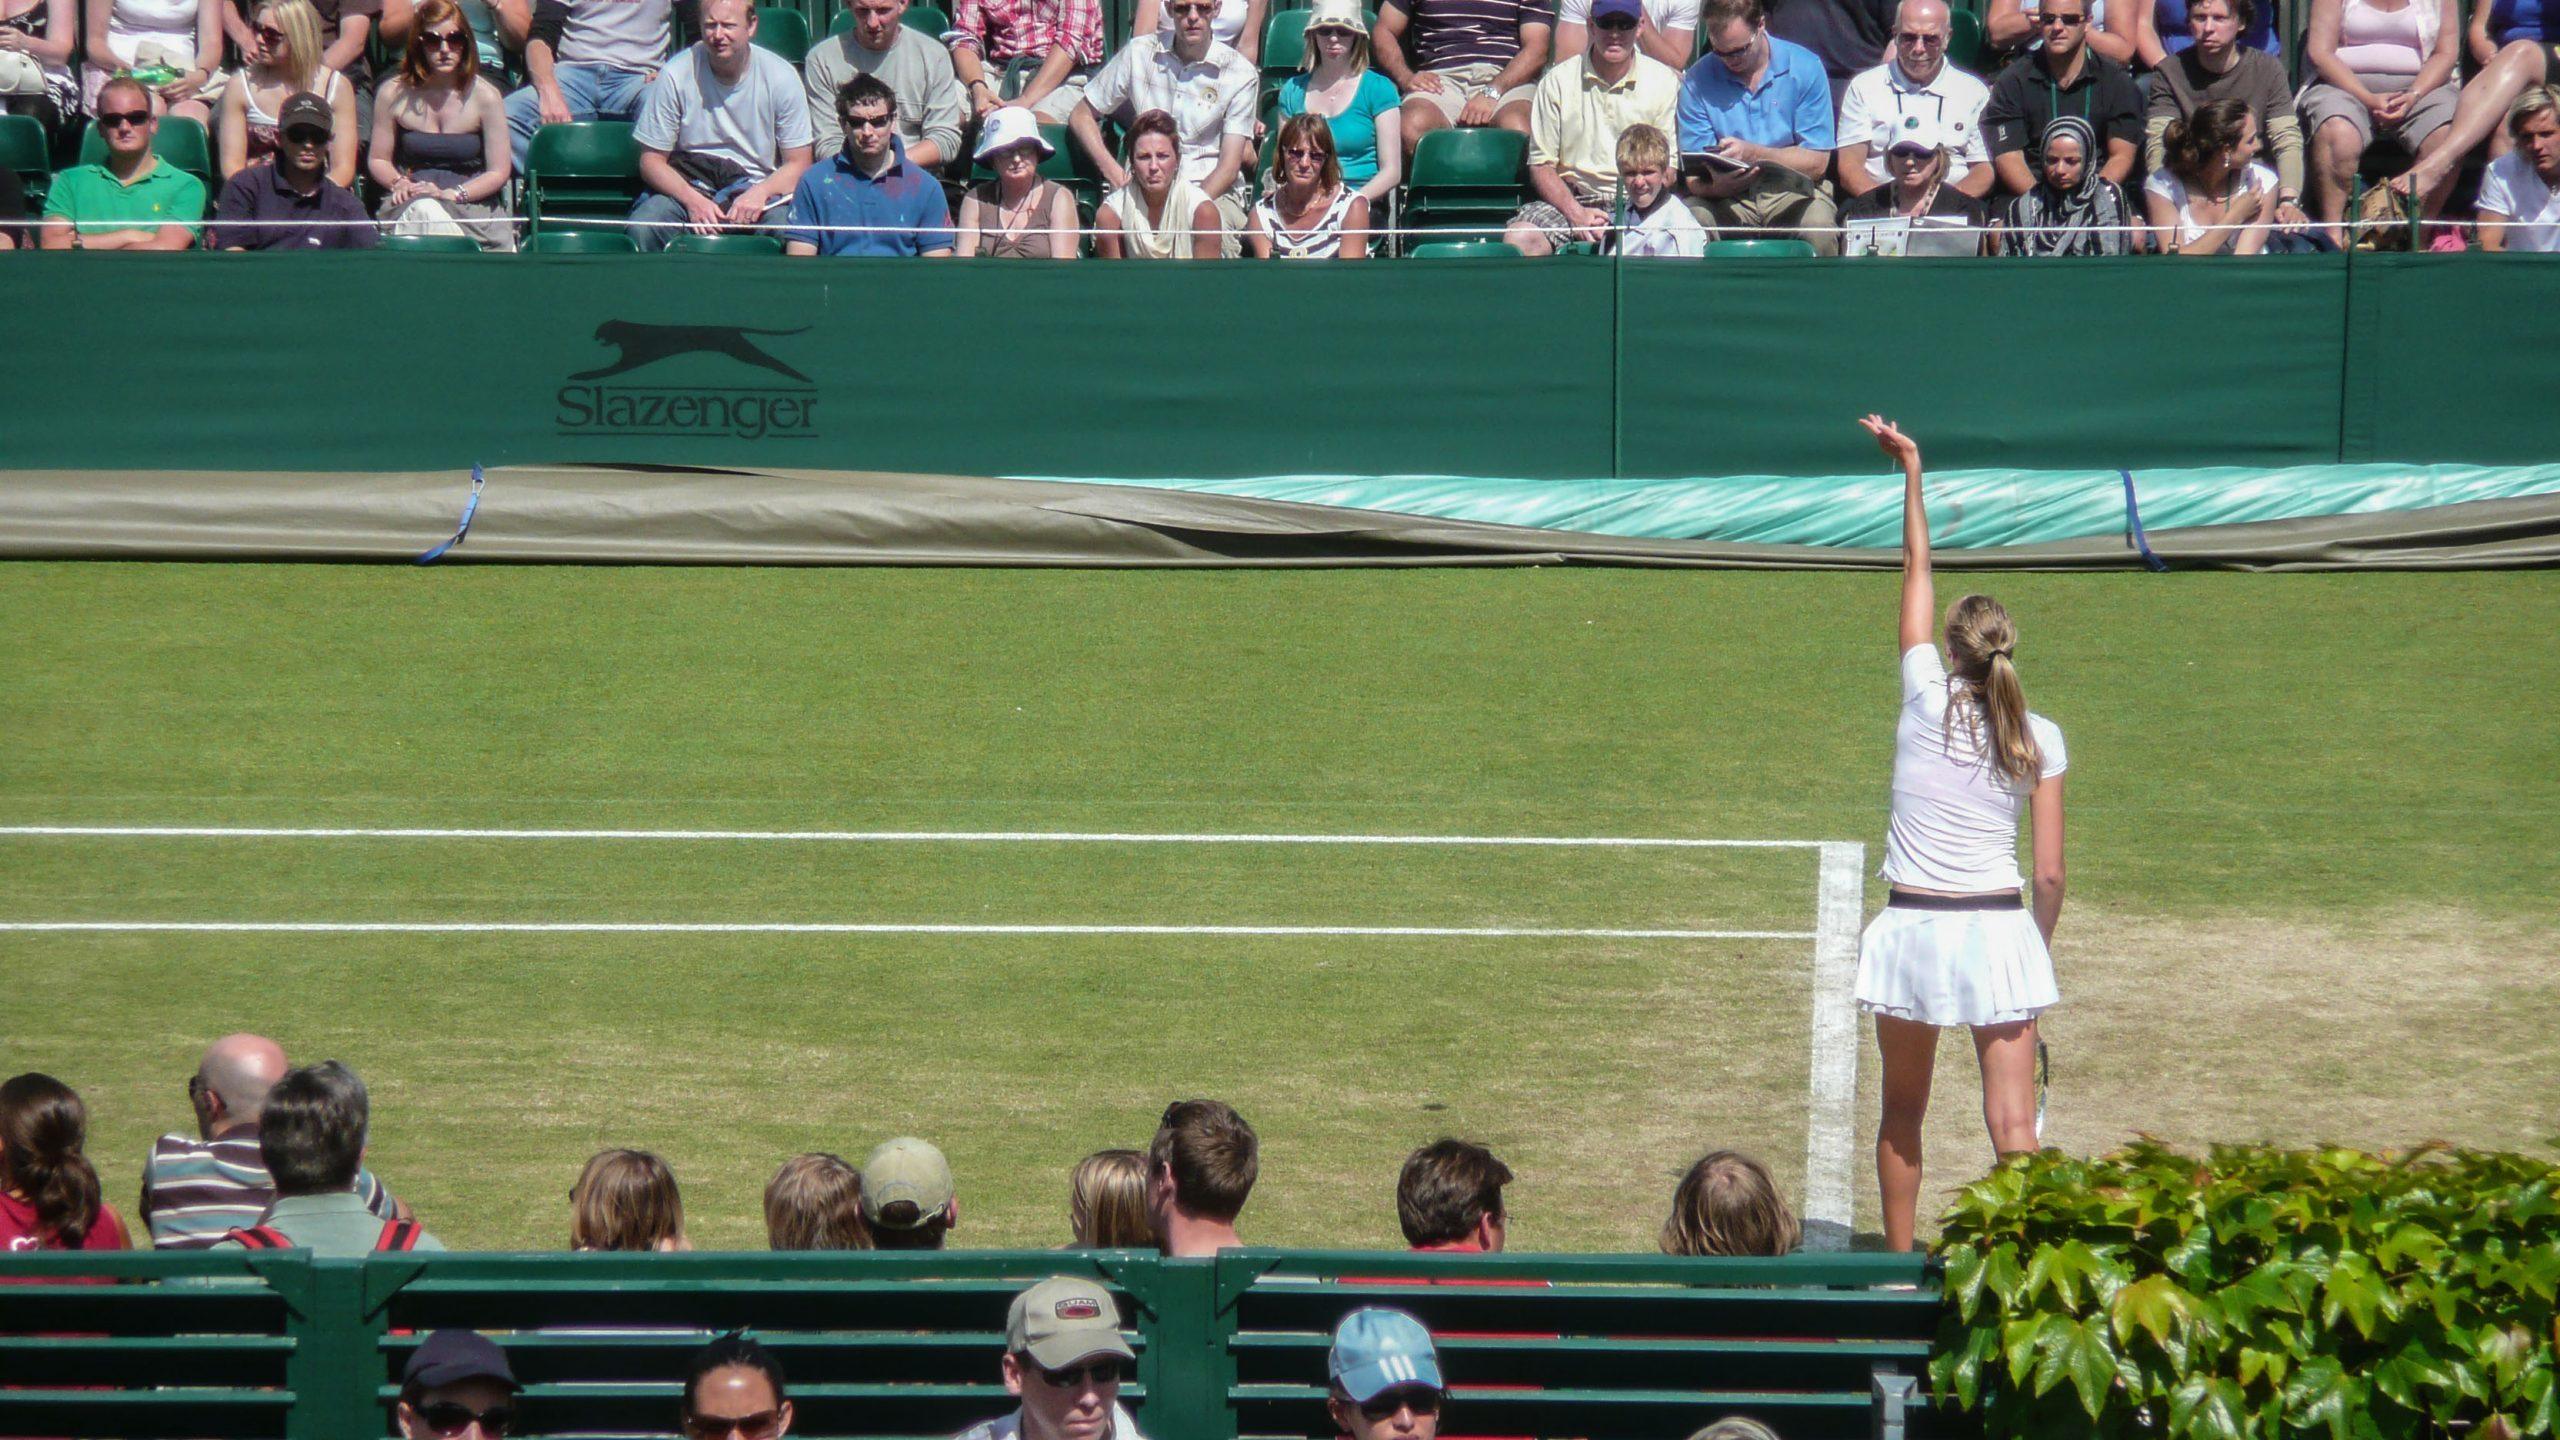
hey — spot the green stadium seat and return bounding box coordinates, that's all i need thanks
[379,232,483,253]
[1704,237,1816,257]
[1407,239,1521,257]
[77,115,214,188]
[528,229,640,253]
[1945,6,1985,71]
[0,113,47,205]
[665,231,785,254]
[754,4,813,62]
[524,121,642,236]
[1401,127,1526,235]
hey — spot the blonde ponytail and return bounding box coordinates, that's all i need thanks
[1942,595,2044,788]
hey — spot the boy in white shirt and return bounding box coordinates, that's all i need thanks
[1611,123,1705,256]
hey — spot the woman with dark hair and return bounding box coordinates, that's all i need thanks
[368,0,511,247]
[682,1333,794,1440]
[1094,108,1219,258]
[1244,111,1367,258]
[1996,115,2133,255]
[2144,95,2276,253]
[1853,416,2069,1253]
[0,1073,131,1254]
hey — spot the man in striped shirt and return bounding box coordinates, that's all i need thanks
[1373,0,1552,157]
[137,1034,408,1249]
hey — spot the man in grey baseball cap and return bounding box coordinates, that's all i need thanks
[952,1276,1146,1440]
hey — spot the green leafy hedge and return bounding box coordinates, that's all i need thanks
[1930,1142,2560,1439]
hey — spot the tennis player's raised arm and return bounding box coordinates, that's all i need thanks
[1861,414,1933,654]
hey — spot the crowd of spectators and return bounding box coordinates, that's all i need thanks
[2,0,2553,252]
[0,1039,1810,1260]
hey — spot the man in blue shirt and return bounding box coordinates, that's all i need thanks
[785,73,956,256]
[1676,0,1841,250]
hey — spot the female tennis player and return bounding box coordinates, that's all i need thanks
[1854,414,2068,1252]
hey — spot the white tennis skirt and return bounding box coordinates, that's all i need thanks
[1855,902,2058,1027]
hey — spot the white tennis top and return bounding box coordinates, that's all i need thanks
[1882,644,2067,892]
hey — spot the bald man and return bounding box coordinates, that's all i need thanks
[138,1034,409,1249]
[1834,0,1994,198]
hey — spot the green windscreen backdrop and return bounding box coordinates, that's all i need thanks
[0,252,2550,479]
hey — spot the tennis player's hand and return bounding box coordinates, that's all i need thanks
[1859,413,1920,469]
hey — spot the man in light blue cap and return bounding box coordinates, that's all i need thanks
[1325,1308,1446,1440]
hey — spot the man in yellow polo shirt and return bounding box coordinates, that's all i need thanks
[1503,0,1680,254]
[39,74,204,251]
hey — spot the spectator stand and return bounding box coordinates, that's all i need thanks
[0,113,49,207]
[522,121,644,236]
[0,1248,1950,1440]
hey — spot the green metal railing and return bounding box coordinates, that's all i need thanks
[0,1248,1946,1440]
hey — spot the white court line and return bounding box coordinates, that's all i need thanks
[1799,841,1866,1248]
[0,826,1822,848]
[0,922,1814,939]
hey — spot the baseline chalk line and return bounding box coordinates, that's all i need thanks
[0,921,1815,939]
[1799,840,1867,1247]
[0,826,1823,848]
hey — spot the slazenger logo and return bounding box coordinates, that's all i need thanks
[556,321,819,440]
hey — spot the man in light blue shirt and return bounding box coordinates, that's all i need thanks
[1676,0,1841,250]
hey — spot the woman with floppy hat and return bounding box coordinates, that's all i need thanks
[1995,114,2132,255]
[1853,414,2068,1253]
[959,105,1081,258]
[1276,0,1402,204]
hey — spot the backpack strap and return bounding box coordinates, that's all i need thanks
[227,1225,293,1250]
[376,1218,423,1252]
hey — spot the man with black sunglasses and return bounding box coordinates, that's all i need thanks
[38,75,203,249]
[954,1277,1147,1440]
[210,90,378,248]
[1325,1309,1446,1440]
[396,1330,522,1440]
[1980,0,2140,192]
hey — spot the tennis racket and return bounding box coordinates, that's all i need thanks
[2032,1038,2050,1145]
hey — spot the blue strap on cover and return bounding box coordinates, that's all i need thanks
[2120,468,2167,572]
[416,464,486,565]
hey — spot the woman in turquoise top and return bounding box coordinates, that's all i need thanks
[1275,0,1400,203]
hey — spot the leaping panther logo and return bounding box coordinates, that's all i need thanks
[570,321,814,383]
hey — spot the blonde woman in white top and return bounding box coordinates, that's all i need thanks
[83,0,223,121]
[218,0,357,184]
[1854,414,2068,1255]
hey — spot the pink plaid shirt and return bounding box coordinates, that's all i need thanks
[948,0,1106,66]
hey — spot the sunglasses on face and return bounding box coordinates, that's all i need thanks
[283,125,329,145]
[254,22,287,44]
[1895,29,1943,43]
[843,111,893,129]
[1356,1389,1443,1421]
[1594,15,1638,29]
[1887,145,1934,160]
[99,108,153,128]
[1036,1360,1125,1389]
[423,29,469,48]
[413,1402,514,1436]
[1169,3,1214,14]
[683,1411,785,1440]
[1709,33,1755,58]
[2040,10,2087,22]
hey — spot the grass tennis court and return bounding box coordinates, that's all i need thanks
[2,563,2552,1252]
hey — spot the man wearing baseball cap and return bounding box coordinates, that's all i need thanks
[953,1276,1148,1440]
[396,1330,521,1440]
[209,90,377,250]
[1504,0,1681,255]
[862,1137,958,1250]
[1327,1308,1446,1440]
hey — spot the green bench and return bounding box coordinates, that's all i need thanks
[0,1248,1949,1440]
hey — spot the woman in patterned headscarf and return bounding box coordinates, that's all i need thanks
[1997,114,2133,255]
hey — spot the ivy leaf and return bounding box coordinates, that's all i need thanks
[2029,1313,2120,1418]
[2372,1337,2460,1412]
[2284,1356,2356,1440]
[2166,1224,2217,1283]
[2004,1315,2046,1387]
[1944,1242,1987,1320]
[2171,1374,2249,1440]
[2320,1252,2392,1338]
[2025,1239,2106,1313]
[1983,1241,2028,1312]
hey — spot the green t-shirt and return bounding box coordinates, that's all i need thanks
[42,160,206,239]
